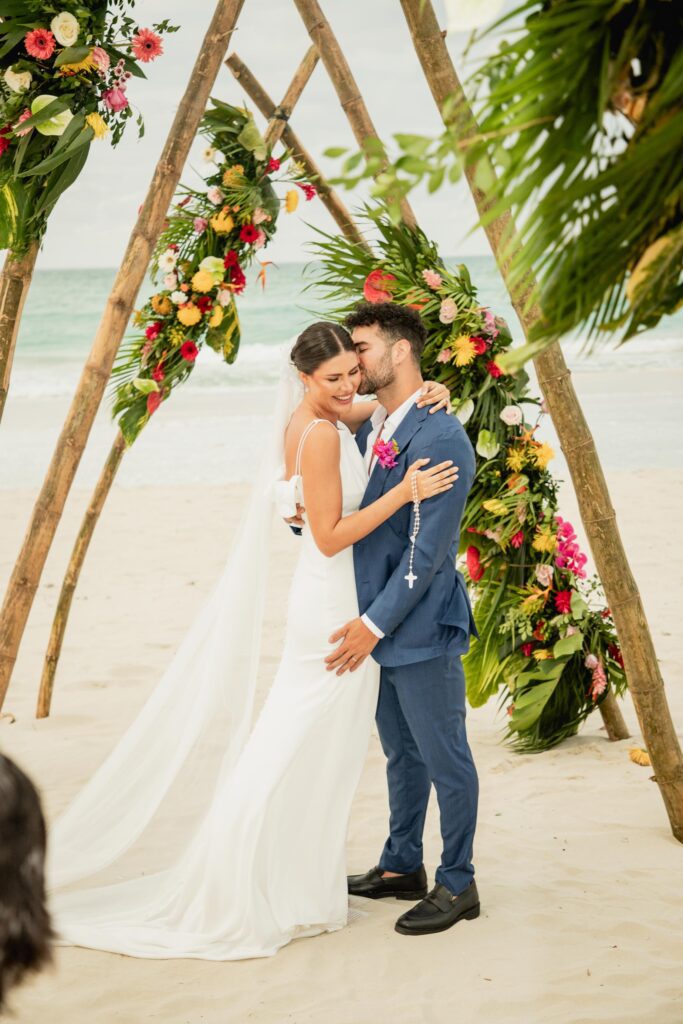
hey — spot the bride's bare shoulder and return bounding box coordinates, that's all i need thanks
[284,413,339,476]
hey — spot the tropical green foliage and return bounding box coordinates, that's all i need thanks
[310,214,627,751]
[324,1,683,360]
[0,1,177,253]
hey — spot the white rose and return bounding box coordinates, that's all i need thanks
[163,272,178,289]
[171,290,188,305]
[157,250,177,273]
[216,288,232,307]
[500,405,522,426]
[4,67,32,93]
[51,11,80,47]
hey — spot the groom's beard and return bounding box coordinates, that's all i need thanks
[357,354,395,395]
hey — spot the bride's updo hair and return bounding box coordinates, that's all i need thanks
[290,322,354,375]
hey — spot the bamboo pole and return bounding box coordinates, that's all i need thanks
[0,241,41,426]
[34,48,322,718]
[291,0,418,232]
[0,0,247,710]
[226,53,368,249]
[36,432,126,718]
[400,0,683,841]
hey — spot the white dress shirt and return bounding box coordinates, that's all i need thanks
[361,388,424,640]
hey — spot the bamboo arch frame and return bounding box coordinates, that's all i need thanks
[0,0,680,840]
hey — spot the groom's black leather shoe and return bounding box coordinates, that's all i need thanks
[347,865,428,901]
[395,880,480,935]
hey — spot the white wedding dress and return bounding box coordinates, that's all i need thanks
[47,368,380,960]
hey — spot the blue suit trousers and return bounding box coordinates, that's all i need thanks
[375,652,479,897]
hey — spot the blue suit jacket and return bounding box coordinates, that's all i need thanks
[354,404,478,668]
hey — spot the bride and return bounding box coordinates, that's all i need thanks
[46,321,457,960]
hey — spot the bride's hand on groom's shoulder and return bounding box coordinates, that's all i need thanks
[416,380,452,415]
[325,618,378,676]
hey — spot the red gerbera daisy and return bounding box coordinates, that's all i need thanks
[180,340,199,362]
[131,28,163,63]
[471,336,488,355]
[25,28,56,60]
[239,224,259,244]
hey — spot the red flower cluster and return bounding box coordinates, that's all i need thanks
[196,295,213,315]
[471,336,488,355]
[145,321,163,341]
[297,182,317,201]
[267,157,281,172]
[363,269,397,304]
[486,360,503,379]
[520,642,534,658]
[510,530,524,549]
[554,590,572,614]
[147,391,162,415]
[466,546,484,582]
[180,340,199,362]
[223,249,239,267]
[0,125,11,158]
[229,264,246,293]
[607,643,624,668]
[239,224,259,244]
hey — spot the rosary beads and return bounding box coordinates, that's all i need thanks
[405,471,421,589]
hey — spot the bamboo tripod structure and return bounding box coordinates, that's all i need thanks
[2,0,680,839]
[0,0,247,709]
[0,240,41,426]
[36,45,324,718]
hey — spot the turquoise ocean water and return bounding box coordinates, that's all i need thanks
[3,258,682,488]
[11,257,683,399]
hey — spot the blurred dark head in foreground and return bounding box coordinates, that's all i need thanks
[0,754,53,1010]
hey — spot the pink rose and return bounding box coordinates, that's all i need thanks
[436,348,452,363]
[254,229,267,250]
[253,207,271,225]
[102,87,129,112]
[206,186,223,205]
[193,217,208,234]
[14,109,32,137]
[91,46,110,72]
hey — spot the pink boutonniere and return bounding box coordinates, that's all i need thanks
[373,437,400,469]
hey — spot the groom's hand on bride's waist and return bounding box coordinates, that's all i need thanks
[326,618,379,676]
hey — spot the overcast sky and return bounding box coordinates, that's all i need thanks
[24,1,500,270]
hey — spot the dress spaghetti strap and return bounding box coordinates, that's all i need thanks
[294,419,337,476]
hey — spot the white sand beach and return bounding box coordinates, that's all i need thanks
[1,381,682,1023]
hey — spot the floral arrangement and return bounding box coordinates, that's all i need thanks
[0,2,177,253]
[312,216,627,752]
[110,98,316,444]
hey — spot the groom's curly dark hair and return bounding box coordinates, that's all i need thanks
[344,302,427,366]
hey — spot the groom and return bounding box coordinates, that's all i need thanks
[327,301,480,936]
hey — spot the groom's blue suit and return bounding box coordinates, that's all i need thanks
[354,403,479,897]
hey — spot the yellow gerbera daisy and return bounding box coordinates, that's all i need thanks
[533,442,555,469]
[59,52,97,75]
[85,111,108,139]
[285,189,299,213]
[505,448,527,472]
[453,333,476,366]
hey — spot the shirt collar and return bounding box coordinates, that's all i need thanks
[373,387,423,436]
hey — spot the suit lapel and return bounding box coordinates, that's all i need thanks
[361,402,429,508]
